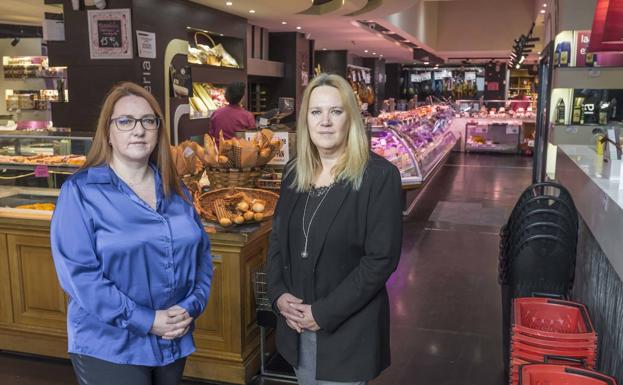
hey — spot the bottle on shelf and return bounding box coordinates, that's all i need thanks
[611,98,618,121]
[559,41,571,67]
[586,52,596,67]
[599,99,609,125]
[572,96,585,124]
[556,98,566,124]
[554,43,561,67]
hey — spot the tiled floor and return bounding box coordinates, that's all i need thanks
[0,152,533,385]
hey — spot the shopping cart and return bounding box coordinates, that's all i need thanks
[252,263,297,382]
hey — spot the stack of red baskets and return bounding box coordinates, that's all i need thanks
[516,364,617,385]
[510,297,600,385]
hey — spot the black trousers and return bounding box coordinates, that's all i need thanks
[69,354,186,385]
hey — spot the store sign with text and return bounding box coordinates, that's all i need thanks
[575,30,623,67]
[245,131,289,165]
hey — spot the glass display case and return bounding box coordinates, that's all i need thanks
[465,119,521,153]
[0,134,91,189]
[370,110,458,187]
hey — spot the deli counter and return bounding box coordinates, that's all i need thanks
[370,105,459,188]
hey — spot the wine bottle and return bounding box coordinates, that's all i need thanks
[599,99,608,125]
[560,41,571,67]
[556,98,566,124]
[572,97,584,124]
[554,43,561,67]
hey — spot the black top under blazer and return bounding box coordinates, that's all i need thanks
[267,153,403,382]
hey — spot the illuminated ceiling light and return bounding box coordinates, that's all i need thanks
[372,52,377,55]
[543,3,547,6]
[540,9,546,13]
[296,26,302,30]
[322,48,327,50]
[423,61,429,65]
[282,21,287,25]
[516,64,521,69]
[364,49,369,53]
[249,9,255,13]
[519,55,525,64]
[226,1,232,5]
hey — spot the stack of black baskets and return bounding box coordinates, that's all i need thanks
[498,181,579,376]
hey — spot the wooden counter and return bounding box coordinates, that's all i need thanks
[0,195,271,384]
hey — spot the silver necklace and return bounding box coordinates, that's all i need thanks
[301,183,334,259]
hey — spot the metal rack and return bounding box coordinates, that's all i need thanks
[252,263,297,383]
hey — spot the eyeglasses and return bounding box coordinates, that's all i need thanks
[110,115,161,131]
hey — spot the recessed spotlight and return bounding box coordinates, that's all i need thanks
[364,49,369,53]
[322,48,327,51]
[249,9,255,13]
[296,26,302,30]
[543,3,547,6]
[226,1,232,5]
[540,9,545,13]
[282,21,287,25]
[220,33,224,36]
[372,52,377,55]
[424,61,429,65]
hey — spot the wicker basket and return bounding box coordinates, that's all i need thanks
[197,187,279,224]
[205,167,262,189]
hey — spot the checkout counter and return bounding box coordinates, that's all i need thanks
[556,145,623,381]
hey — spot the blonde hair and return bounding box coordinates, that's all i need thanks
[81,82,183,199]
[292,73,369,191]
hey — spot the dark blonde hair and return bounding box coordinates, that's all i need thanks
[81,82,183,198]
[293,73,369,191]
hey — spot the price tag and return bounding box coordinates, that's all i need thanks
[183,146,195,158]
[259,117,269,127]
[506,125,519,135]
[34,165,49,178]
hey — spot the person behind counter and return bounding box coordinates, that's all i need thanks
[209,81,256,141]
[267,73,403,385]
[50,82,213,385]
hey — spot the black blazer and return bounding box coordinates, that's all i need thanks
[267,153,403,382]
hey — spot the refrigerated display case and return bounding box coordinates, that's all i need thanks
[0,133,91,189]
[370,106,458,187]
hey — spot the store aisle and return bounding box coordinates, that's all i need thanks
[370,152,533,385]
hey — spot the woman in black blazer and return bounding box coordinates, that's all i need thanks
[267,73,403,385]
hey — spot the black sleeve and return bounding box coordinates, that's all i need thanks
[266,166,294,312]
[311,165,403,332]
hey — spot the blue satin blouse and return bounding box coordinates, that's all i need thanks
[50,164,212,366]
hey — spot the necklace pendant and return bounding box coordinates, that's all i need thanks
[301,250,308,259]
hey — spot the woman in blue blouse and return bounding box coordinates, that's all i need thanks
[50,82,212,385]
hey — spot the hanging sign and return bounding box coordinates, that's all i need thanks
[87,8,133,59]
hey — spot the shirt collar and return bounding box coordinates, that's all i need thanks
[86,163,162,188]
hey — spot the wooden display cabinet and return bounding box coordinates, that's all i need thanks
[0,208,270,385]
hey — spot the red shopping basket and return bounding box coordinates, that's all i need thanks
[517,364,617,385]
[510,356,594,385]
[512,330,597,349]
[511,340,597,361]
[513,298,596,340]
